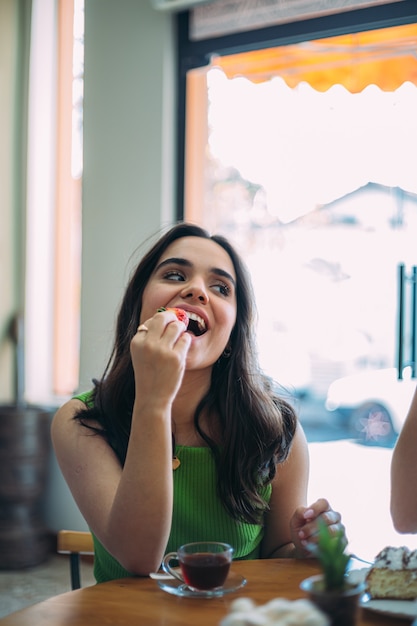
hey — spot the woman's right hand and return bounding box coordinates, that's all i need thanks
[130,309,191,408]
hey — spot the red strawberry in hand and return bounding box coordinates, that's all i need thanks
[157,307,189,327]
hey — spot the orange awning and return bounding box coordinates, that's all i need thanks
[211,23,417,93]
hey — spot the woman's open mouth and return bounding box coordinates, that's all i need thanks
[187,312,207,337]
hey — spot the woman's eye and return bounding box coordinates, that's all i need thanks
[213,283,231,296]
[163,270,185,282]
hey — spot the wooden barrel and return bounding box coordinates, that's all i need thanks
[0,405,52,569]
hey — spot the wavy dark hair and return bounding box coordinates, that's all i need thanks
[75,222,298,524]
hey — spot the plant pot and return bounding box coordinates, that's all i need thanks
[300,574,365,626]
[0,405,52,569]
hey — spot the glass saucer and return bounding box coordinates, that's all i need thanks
[157,570,247,598]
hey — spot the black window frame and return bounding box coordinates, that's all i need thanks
[175,0,417,218]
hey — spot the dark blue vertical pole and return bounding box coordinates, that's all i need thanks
[397,264,405,380]
[411,266,417,378]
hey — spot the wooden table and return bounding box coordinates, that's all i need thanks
[0,559,413,625]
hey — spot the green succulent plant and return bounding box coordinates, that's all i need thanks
[315,518,351,591]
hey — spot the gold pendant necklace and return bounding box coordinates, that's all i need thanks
[172,433,180,470]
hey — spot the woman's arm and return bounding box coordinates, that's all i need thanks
[261,424,344,558]
[52,397,173,575]
[51,311,191,576]
[390,386,417,533]
[261,425,309,558]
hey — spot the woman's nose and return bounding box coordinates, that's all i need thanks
[180,280,209,303]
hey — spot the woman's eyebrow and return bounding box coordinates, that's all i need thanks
[155,257,191,271]
[213,267,236,287]
[156,257,236,287]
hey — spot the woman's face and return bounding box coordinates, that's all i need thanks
[141,236,237,370]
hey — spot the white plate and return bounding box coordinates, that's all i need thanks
[361,595,417,619]
[156,570,247,598]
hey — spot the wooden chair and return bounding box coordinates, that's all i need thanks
[57,530,94,590]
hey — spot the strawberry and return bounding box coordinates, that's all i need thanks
[157,307,189,326]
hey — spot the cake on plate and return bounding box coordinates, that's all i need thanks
[366,546,417,600]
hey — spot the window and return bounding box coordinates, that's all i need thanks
[182,24,417,401]
[25,0,83,404]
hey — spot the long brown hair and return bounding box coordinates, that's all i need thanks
[76,223,298,523]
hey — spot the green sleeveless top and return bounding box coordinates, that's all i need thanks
[73,391,271,583]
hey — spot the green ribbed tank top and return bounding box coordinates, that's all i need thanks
[73,391,271,583]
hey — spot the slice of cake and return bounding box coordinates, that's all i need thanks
[366,546,417,600]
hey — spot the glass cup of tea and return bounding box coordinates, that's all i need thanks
[162,541,234,591]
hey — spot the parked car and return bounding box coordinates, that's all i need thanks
[325,367,416,445]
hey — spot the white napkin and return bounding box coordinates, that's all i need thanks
[219,597,329,626]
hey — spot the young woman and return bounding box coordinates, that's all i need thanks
[52,223,345,583]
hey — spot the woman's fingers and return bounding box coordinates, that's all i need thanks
[291,498,347,555]
[132,310,188,351]
[130,310,191,405]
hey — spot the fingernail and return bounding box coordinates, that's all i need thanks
[299,531,305,539]
[304,509,314,519]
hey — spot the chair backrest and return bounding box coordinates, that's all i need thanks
[57,530,94,590]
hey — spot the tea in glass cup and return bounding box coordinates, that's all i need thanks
[162,542,233,591]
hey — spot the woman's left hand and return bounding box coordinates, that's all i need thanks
[290,497,346,557]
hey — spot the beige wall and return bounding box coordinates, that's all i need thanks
[0,0,30,402]
[79,0,176,391]
[0,0,15,401]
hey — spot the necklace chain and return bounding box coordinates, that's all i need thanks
[172,428,204,470]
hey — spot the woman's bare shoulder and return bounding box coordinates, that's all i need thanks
[52,397,86,423]
[51,398,100,441]
[51,399,112,477]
